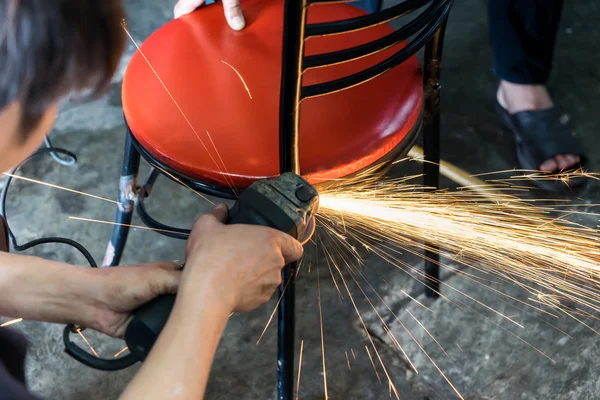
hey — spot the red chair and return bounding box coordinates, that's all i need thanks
[103,0,452,397]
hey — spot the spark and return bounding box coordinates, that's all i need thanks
[406,309,448,357]
[151,165,215,205]
[1,318,23,327]
[351,348,356,360]
[456,343,463,352]
[312,172,600,396]
[221,60,253,99]
[365,345,381,383]
[76,328,99,358]
[296,340,304,400]
[345,351,352,371]
[317,262,329,399]
[317,174,600,320]
[401,289,433,313]
[256,274,293,344]
[68,216,185,235]
[3,173,118,204]
[114,347,129,358]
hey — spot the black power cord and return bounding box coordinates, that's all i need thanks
[1,145,138,371]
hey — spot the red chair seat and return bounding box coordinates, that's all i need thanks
[122,0,423,188]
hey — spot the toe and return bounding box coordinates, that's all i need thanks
[540,158,558,173]
[565,155,581,168]
[556,155,572,171]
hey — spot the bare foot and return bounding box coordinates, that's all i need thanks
[497,81,580,172]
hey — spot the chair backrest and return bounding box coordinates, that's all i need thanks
[278,0,454,174]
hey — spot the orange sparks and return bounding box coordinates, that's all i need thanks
[365,345,382,384]
[114,347,129,358]
[317,263,329,399]
[221,60,253,99]
[345,351,352,371]
[256,275,293,344]
[407,310,448,357]
[3,173,118,204]
[151,165,215,204]
[296,340,304,400]
[1,318,23,327]
[76,328,99,358]
[402,289,434,313]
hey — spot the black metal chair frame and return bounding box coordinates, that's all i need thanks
[105,1,453,398]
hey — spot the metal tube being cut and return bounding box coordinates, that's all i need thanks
[278,0,308,398]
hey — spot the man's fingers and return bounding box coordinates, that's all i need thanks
[149,269,181,296]
[174,0,246,32]
[209,203,229,223]
[156,262,182,271]
[174,0,205,18]
[277,234,304,264]
[223,0,245,31]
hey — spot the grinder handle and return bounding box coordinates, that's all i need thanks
[124,205,263,361]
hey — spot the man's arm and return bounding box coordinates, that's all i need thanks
[0,252,180,338]
[120,289,229,399]
[0,252,104,327]
[121,205,303,399]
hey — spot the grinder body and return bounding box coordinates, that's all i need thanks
[124,172,318,362]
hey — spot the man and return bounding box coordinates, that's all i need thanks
[0,1,302,399]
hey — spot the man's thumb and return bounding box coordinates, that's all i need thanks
[210,203,229,223]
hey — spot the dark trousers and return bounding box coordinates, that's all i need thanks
[355,0,382,14]
[489,0,564,84]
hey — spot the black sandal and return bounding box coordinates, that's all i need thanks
[495,100,587,192]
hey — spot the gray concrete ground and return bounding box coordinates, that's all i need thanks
[1,0,599,399]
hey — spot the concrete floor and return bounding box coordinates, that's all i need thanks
[1,0,600,399]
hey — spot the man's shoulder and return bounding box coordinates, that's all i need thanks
[0,328,38,400]
[0,215,8,252]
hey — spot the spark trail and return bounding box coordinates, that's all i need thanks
[317,174,600,318]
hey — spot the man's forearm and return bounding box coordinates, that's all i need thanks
[121,293,229,399]
[0,252,99,326]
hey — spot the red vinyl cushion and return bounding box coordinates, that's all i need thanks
[122,0,423,188]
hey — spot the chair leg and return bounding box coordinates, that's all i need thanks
[422,20,448,298]
[102,132,140,267]
[277,263,296,400]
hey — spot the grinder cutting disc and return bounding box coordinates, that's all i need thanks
[300,216,316,245]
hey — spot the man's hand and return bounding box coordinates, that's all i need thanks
[85,262,181,338]
[179,204,304,315]
[122,205,304,400]
[174,0,246,31]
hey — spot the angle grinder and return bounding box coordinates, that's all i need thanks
[64,172,319,370]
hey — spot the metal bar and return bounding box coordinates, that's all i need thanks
[303,0,446,69]
[305,0,429,37]
[422,19,448,298]
[278,0,307,398]
[136,198,190,239]
[301,1,452,99]
[279,2,307,175]
[102,132,140,267]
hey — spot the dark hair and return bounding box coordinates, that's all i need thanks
[0,0,125,136]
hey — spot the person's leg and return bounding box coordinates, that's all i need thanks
[489,0,563,85]
[488,0,578,173]
[355,0,382,14]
